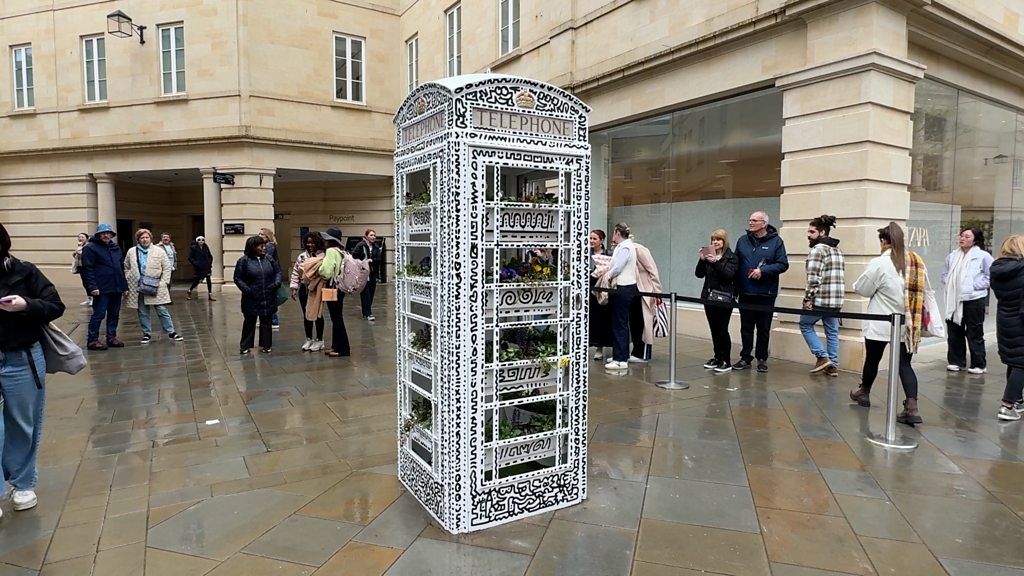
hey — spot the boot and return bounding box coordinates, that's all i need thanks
[208,293,216,301]
[896,398,923,425]
[850,386,871,407]
[186,289,193,300]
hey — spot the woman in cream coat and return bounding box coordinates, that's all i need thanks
[124,229,183,343]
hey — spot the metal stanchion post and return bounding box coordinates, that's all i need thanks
[656,292,689,390]
[866,313,917,450]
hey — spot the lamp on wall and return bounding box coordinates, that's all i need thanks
[107,10,146,44]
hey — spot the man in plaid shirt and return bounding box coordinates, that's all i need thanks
[801,215,846,377]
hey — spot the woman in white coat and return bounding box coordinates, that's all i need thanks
[942,227,993,374]
[124,229,183,344]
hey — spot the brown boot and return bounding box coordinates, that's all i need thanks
[186,290,193,300]
[896,398,923,425]
[850,386,871,407]
[208,294,216,301]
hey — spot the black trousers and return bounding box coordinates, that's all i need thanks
[298,285,325,340]
[630,294,651,360]
[861,339,918,399]
[360,277,377,318]
[240,313,272,351]
[946,298,987,369]
[189,273,212,292]
[325,294,350,355]
[704,304,734,363]
[588,292,614,348]
[610,284,638,362]
[738,294,776,362]
[1001,366,1024,404]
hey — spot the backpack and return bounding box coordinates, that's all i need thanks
[335,250,370,294]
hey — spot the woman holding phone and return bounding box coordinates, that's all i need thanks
[695,229,739,373]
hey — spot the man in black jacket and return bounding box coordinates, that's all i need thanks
[80,224,128,350]
[733,211,789,373]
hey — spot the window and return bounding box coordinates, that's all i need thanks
[334,33,365,103]
[159,24,185,95]
[83,36,107,102]
[446,4,462,76]
[499,0,519,55]
[11,45,33,109]
[407,37,418,92]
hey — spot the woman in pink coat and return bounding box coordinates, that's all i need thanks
[629,240,663,362]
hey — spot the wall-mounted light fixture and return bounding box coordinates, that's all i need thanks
[107,10,146,45]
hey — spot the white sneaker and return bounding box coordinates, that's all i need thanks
[366,315,376,322]
[593,348,604,361]
[968,367,987,375]
[628,356,648,364]
[79,299,91,306]
[604,360,628,370]
[998,406,1021,421]
[301,338,313,351]
[309,340,324,352]
[946,365,962,372]
[12,489,36,511]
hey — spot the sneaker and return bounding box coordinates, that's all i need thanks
[757,360,768,373]
[302,338,313,351]
[732,359,752,371]
[272,324,280,331]
[87,340,108,351]
[240,349,250,355]
[106,337,125,348]
[140,334,152,344]
[824,365,839,378]
[604,360,628,370]
[12,489,36,511]
[593,348,605,361]
[946,364,962,372]
[810,357,831,373]
[998,405,1021,421]
[1013,401,1024,414]
[968,367,987,375]
[79,299,91,306]
[367,315,376,321]
[703,357,719,370]
[628,356,649,364]
[261,348,272,354]
[309,339,325,352]
[714,361,733,374]
[186,289,193,300]
[169,332,184,342]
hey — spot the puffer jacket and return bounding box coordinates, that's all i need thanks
[734,225,789,296]
[233,255,281,317]
[991,257,1024,368]
[942,246,993,302]
[0,257,66,352]
[80,234,128,294]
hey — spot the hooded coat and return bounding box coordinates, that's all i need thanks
[80,234,128,295]
[734,225,789,297]
[991,257,1024,368]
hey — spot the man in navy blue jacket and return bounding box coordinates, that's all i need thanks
[733,211,789,372]
[80,224,128,350]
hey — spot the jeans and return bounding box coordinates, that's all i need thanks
[87,292,122,342]
[800,307,841,366]
[947,298,987,369]
[0,343,46,497]
[298,285,325,340]
[861,339,918,399]
[704,304,734,363]
[326,294,350,355]
[361,277,378,318]
[1001,366,1024,404]
[610,284,638,362]
[738,294,776,362]
[138,296,175,336]
[240,314,272,350]
[272,312,280,326]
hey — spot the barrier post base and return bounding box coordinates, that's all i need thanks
[865,432,917,450]
[656,380,689,390]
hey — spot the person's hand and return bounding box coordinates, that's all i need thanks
[803,299,813,311]
[290,287,298,300]
[748,268,763,280]
[0,295,28,312]
[90,289,100,296]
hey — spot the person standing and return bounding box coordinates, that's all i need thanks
[800,215,845,377]
[630,239,663,363]
[80,223,128,351]
[290,231,326,351]
[602,223,638,371]
[72,232,92,306]
[318,228,351,358]
[354,229,382,321]
[588,230,613,361]
[733,211,789,373]
[158,232,177,288]
[124,229,183,344]
[0,222,66,516]
[991,235,1024,421]
[942,227,994,374]
[186,236,216,301]
[850,222,929,425]
[234,235,281,355]
[696,229,739,374]
[259,228,282,330]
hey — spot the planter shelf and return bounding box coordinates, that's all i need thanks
[393,74,591,533]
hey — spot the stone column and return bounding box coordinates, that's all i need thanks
[94,173,117,228]
[219,168,276,287]
[773,0,926,369]
[200,169,225,287]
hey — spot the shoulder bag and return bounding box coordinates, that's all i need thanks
[39,323,87,375]
[708,289,735,304]
[136,250,161,297]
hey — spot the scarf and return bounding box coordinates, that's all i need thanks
[903,251,926,354]
[944,249,967,324]
[137,245,150,273]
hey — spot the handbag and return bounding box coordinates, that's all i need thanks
[39,323,86,375]
[921,288,946,338]
[275,283,290,307]
[136,250,160,297]
[321,287,338,302]
[653,298,669,338]
[708,289,735,304]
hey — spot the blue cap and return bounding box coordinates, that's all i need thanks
[95,223,116,236]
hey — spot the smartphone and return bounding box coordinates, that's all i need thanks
[699,246,713,257]
[0,295,17,304]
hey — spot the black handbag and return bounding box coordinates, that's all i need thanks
[708,289,735,304]
[136,250,161,297]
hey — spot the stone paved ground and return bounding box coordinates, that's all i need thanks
[1,286,1022,575]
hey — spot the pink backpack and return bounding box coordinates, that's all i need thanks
[336,251,370,294]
